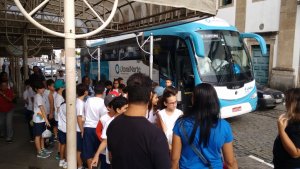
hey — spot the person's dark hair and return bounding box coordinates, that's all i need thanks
[46,79,55,87]
[122,86,128,94]
[77,83,88,97]
[117,77,123,81]
[111,96,128,112]
[0,71,8,81]
[160,86,178,109]
[183,83,220,147]
[94,83,105,95]
[119,83,126,90]
[126,73,152,104]
[33,81,45,92]
[62,89,66,100]
[104,80,112,87]
[286,88,300,121]
[82,76,89,82]
[25,79,30,86]
[148,89,159,115]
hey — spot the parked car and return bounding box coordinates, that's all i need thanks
[44,67,57,77]
[256,83,285,109]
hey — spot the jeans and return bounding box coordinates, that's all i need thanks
[0,110,14,140]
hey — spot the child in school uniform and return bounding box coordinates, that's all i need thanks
[32,82,52,158]
[58,89,67,169]
[75,84,88,169]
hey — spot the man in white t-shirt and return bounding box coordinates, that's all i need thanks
[82,83,107,169]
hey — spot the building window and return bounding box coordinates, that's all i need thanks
[220,0,233,7]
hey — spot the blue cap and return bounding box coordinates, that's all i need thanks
[154,86,164,97]
[54,80,65,89]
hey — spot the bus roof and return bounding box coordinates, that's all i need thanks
[87,17,237,47]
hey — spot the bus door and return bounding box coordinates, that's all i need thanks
[174,38,194,111]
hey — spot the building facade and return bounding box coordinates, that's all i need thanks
[217,0,300,90]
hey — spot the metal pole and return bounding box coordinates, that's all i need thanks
[23,34,29,80]
[149,34,153,80]
[98,47,101,81]
[51,53,53,80]
[64,0,76,168]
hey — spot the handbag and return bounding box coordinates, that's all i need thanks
[180,122,213,169]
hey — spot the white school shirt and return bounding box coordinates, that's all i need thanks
[158,108,183,145]
[58,103,67,133]
[84,97,107,128]
[99,113,114,155]
[101,117,115,164]
[33,93,46,123]
[23,87,34,111]
[76,98,85,132]
[55,93,64,121]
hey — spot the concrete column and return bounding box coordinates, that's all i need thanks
[235,0,246,32]
[64,0,77,168]
[270,0,297,90]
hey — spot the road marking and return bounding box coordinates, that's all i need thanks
[248,155,274,168]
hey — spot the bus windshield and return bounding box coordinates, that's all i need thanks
[196,30,253,85]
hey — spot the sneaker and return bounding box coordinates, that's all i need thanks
[42,148,53,154]
[59,160,65,167]
[37,151,50,158]
[63,161,68,169]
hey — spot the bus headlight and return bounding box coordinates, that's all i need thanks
[263,94,273,99]
[251,93,257,99]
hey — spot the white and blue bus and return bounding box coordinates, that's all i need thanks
[83,17,267,118]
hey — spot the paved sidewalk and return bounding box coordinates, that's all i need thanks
[0,102,59,169]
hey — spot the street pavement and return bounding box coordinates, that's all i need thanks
[0,102,285,169]
[229,104,285,169]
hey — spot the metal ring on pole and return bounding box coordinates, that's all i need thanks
[13,0,119,39]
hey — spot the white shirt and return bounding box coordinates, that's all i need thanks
[158,109,183,144]
[99,113,114,155]
[76,98,85,132]
[101,117,115,164]
[54,93,64,121]
[23,87,34,111]
[33,93,46,123]
[84,97,107,128]
[58,103,67,133]
[146,109,158,124]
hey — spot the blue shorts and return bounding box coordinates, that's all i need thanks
[77,132,83,152]
[58,130,66,144]
[33,122,45,137]
[81,127,100,160]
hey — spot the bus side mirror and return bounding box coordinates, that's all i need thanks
[182,32,205,58]
[240,33,267,56]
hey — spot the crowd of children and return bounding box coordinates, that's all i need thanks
[21,75,187,169]
[19,67,300,169]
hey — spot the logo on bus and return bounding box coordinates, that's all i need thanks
[115,64,120,74]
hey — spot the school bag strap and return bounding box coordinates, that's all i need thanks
[180,121,213,169]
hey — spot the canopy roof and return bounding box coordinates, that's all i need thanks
[0,0,216,56]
